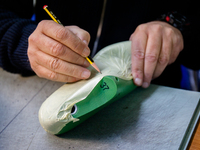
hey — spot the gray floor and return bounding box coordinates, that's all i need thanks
[0,68,200,150]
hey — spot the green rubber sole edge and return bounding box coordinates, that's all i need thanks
[56,76,137,134]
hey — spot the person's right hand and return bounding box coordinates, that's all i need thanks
[28,20,91,82]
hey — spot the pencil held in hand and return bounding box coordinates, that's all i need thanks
[43,5,101,74]
[86,56,102,74]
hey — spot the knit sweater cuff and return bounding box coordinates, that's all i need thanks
[12,23,37,76]
[0,18,37,76]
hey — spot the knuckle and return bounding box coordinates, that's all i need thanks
[28,34,37,44]
[130,33,134,40]
[145,53,158,63]
[136,23,147,31]
[38,20,46,28]
[49,58,60,71]
[130,32,138,41]
[30,64,38,74]
[27,47,38,61]
[165,28,174,37]
[133,50,145,60]
[48,71,58,81]
[153,24,163,32]
[132,67,143,76]
[27,47,34,57]
[55,27,69,40]
[33,67,44,78]
[39,20,47,26]
[35,72,42,78]
[50,42,64,57]
[36,71,43,78]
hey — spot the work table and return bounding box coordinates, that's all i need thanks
[0,68,199,150]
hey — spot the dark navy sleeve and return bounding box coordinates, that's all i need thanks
[0,8,37,76]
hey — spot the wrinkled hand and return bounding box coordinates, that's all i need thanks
[28,20,91,82]
[130,21,184,88]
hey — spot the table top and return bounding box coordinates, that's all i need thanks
[0,68,200,150]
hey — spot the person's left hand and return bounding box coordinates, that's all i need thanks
[130,21,184,88]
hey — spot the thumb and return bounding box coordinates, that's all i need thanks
[66,26,90,45]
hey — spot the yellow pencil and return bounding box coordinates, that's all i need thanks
[43,5,102,74]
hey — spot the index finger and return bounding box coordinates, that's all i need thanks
[39,20,90,57]
[131,31,147,86]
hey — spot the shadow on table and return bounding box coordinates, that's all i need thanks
[57,86,158,141]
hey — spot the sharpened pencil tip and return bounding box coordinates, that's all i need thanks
[91,62,101,74]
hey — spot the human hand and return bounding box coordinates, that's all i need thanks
[130,21,184,88]
[28,20,91,82]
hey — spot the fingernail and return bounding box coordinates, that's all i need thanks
[82,48,90,57]
[142,82,149,88]
[134,78,142,86]
[81,70,91,79]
